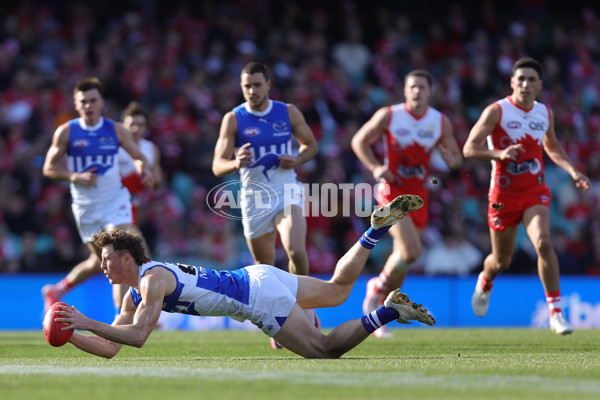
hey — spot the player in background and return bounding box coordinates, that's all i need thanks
[351,69,462,337]
[42,77,155,314]
[54,195,435,359]
[462,57,591,335]
[212,62,319,349]
[115,101,162,311]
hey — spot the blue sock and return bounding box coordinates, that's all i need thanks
[359,225,391,249]
[360,305,399,333]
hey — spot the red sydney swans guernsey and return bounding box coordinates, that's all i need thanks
[488,96,550,194]
[384,103,443,188]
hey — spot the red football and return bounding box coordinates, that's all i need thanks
[43,301,73,347]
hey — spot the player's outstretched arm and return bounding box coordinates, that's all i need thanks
[57,279,163,356]
[65,296,136,358]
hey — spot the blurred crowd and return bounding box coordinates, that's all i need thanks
[1,0,599,276]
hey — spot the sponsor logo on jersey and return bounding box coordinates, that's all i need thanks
[73,139,89,148]
[244,127,261,136]
[417,129,434,138]
[395,128,410,137]
[273,121,288,132]
[506,158,541,175]
[100,136,116,145]
[396,164,426,179]
[523,114,547,131]
[528,121,547,131]
[507,121,522,129]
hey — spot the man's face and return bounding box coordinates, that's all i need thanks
[100,245,128,284]
[403,76,431,110]
[240,72,270,110]
[123,114,148,142]
[510,67,542,104]
[73,89,104,123]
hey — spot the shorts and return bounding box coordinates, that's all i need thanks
[71,188,133,243]
[375,181,428,230]
[244,264,298,337]
[488,186,552,231]
[241,182,304,239]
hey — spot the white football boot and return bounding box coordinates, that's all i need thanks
[550,311,573,335]
[472,272,491,317]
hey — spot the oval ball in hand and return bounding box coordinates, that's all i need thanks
[43,301,73,347]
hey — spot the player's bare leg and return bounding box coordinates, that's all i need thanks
[42,242,101,312]
[274,205,319,332]
[523,205,572,334]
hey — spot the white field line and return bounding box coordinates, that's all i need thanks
[1,365,600,394]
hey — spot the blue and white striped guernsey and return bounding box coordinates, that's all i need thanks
[234,100,297,186]
[130,261,250,318]
[67,117,124,205]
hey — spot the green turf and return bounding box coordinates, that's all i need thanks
[1,328,599,400]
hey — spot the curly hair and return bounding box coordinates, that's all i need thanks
[92,227,149,266]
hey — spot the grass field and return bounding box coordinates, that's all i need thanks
[1,328,599,400]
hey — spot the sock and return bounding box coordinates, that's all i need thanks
[54,278,74,298]
[359,225,392,249]
[546,290,562,316]
[374,271,393,293]
[361,305,399,333]
[480,274,493,292]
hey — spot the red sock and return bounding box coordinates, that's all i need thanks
[481,274,494,291]
[375,271,393,293]
[546,290,562,316]
[54,278,74,298]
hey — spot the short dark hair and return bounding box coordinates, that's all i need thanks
[405,69,432,88]
[512,57,543,79]
[74,77,104,97]
[121,101,149,122]
[93,227,149,266]
[241,61,269,81]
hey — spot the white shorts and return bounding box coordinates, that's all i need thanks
[241,182,304,239]
[71,188,133,243]
[243,264,298,337]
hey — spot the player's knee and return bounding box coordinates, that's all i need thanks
[492,257,511,271]
[323,283,351,307]
[532,235,553,256]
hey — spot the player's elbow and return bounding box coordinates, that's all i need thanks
[462,144,474,159]
[128,328,151,348]
[130,334,149,348]
[350,136,362,154]
[42,165,52,178]
[212,165,224,177]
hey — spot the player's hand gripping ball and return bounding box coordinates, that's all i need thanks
[43,301,73,347]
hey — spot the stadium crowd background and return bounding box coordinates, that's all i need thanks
[0,0,599,277]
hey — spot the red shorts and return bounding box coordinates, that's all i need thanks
[488,186,552,231]
[375,182,428,230]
